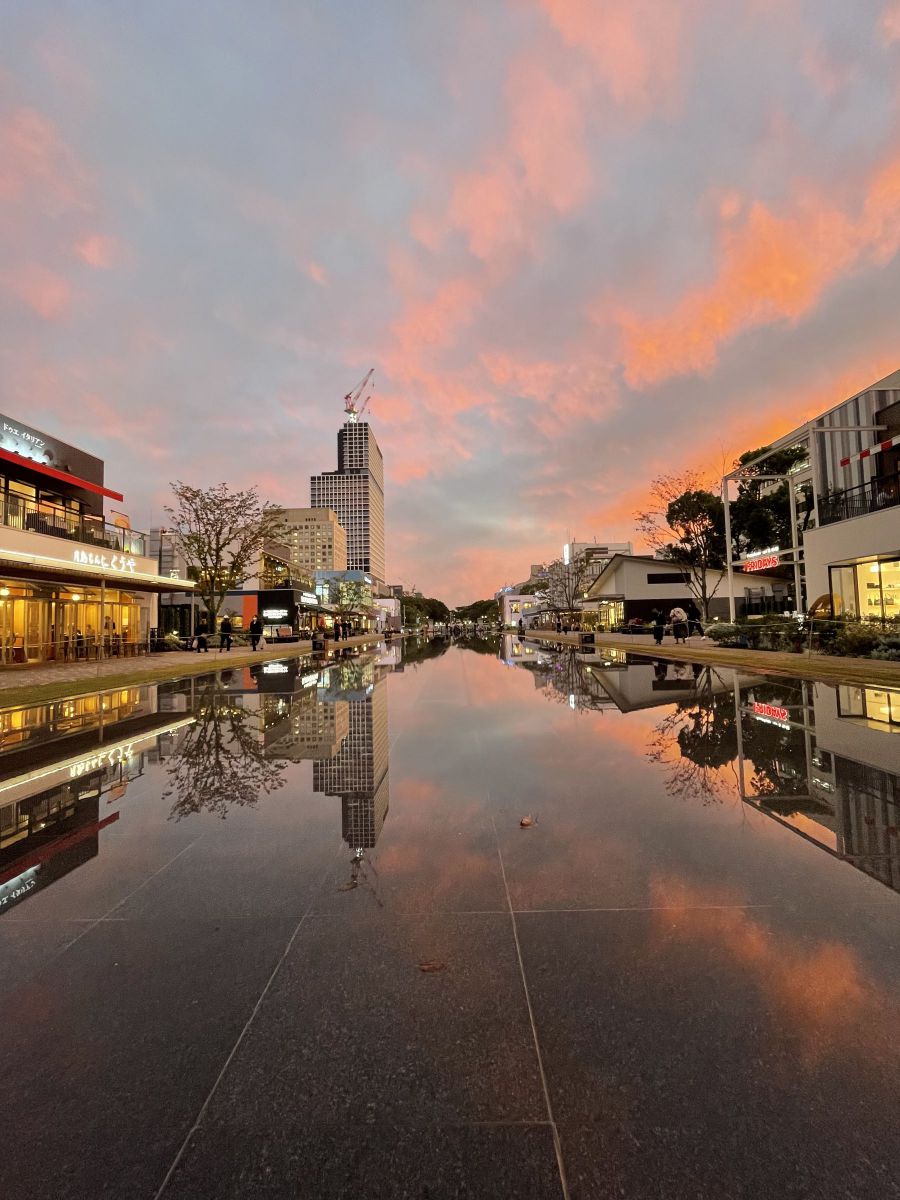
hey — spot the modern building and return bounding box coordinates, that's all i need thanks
[500,592,548,628]
[0,413,194,665]
[281,507,347,575]
[584,554,787,628]
[723,368,900,618]
[313,662,390,851]
[564,540,634,589]
[310,419,385,584]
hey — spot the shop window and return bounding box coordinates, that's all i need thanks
[830,565,859,617]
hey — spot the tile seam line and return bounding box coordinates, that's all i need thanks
[459,645,570,1200]
[152,851,342,1200]
[491,813,571,1200]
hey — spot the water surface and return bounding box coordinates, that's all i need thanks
[1,635,899,1199]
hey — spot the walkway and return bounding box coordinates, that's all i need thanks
[522,629,900,689]
[0,634,389,706]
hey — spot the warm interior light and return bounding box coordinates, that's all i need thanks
[71,594,81,602]
[0,588,9,597]
[870,564,881,573]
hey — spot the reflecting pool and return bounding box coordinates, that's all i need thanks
[1,634,899,1198]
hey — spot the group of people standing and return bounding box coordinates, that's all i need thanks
[192,614,358,653]
[651,603,703,646]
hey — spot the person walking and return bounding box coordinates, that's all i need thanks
[249,614,262,651]
[334,620,342,642]
[652,608,665,646]
[195,620,209,653]
[685,600,703,637]
[220,615,233,652]
[669,605,688,644]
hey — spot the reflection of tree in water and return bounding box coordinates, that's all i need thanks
[402,636,451,667]
[647,669,738,803]
[530,648,612,713]
[455,634,499,656]
[648,673,811,807]
[164,681,286,820]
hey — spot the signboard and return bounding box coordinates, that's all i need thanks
[0,411,104,482]
[752,701,789,722]
[262,608,289,620]
[743,554,780,573]
[73,550,136,573]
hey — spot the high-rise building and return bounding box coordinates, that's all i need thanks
[310,420,385,583]
[281,507,347,575]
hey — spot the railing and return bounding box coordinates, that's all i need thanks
[819,474,900,527]
[2,496,147,556]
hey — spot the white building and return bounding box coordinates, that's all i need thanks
[311,420,385,584]
[500,592,547,628]
[723,367,900,618]
[584,554,787,628]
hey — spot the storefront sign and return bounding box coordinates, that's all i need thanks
[743,554,780,573]
[2,420,45,452]
[263,662,289,674]
[0,866,40,911]
[69,744,133,779]
[300,592,318,606]
[752,702,790,723]
[262,607,289,620]
[73,549,137,573]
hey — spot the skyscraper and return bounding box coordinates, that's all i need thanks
[310,420,385,583]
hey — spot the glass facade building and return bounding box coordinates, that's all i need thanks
[310,421,385,584]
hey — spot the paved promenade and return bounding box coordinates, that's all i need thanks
[0,634,387,706]
[522,629,900,688]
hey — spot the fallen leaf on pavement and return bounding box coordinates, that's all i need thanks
[520,815,536,828]
[418,959,446,973]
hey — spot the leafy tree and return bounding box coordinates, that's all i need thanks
[165,482,286,627]
[731,445,811,555]
[402,595,451,626]
[332,580,372,623]
[164,680,286,820]
[635,472,726,619]
[455,598,499,623]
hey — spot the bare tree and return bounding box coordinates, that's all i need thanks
[165,482,286,627]
[543,550,593,622]
[163,682,286,820]
[635,472,726,620]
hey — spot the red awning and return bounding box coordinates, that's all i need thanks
[0,446,124,502]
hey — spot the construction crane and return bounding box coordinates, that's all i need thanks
[344,368,375,423]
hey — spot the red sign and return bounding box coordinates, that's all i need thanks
[742,554,780,572]
[753,702,789,722]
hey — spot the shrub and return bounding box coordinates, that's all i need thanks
[872,636,900,661]
[707,623,747,647]
[831,621,884,659]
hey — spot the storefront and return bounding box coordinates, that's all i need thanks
[0,411,195,665]
[829,555,900,622]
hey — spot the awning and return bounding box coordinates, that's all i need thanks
[0,555,196,593]
[0,446,124,502]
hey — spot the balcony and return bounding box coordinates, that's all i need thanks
[819,473,900,527]
[2,496,147,556]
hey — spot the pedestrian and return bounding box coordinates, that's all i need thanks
[652,608,665,646]
[343,619,351,640]
[334,620,342,641]
[518,618,524,634]
[249,614,262,651]
[685,601,703,637]
[669,605,688,644]
[555,617,562,634]
[220,615,233,652]
[195,620,209,653]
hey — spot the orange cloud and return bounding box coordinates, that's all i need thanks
[618,154,900,387]
[4,263,72,319]
[0,105,88,211]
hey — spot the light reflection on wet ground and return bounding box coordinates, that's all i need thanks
[1,634,899,1198]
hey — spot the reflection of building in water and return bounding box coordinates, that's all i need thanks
[0,709,194,915]
[265,690,350,761]
[313,669,390,850]
[733,678,900,895]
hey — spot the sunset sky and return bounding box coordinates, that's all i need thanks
[2,1,900,603]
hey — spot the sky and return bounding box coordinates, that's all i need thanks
[2,1,900,605]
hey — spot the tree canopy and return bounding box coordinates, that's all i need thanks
[165,482,286,625]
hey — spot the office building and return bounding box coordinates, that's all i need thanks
[310,419,385,584]
[281,507,347,574]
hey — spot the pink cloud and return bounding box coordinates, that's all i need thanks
[881,1,900,44]
[538,0,694,115]
[4,263,73,319]
[305,260,327,285]
[74,232,118,269]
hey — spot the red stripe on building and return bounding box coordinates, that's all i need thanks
[0,447,124,501]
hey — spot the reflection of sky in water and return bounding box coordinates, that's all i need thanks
[1,636,900,1196]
